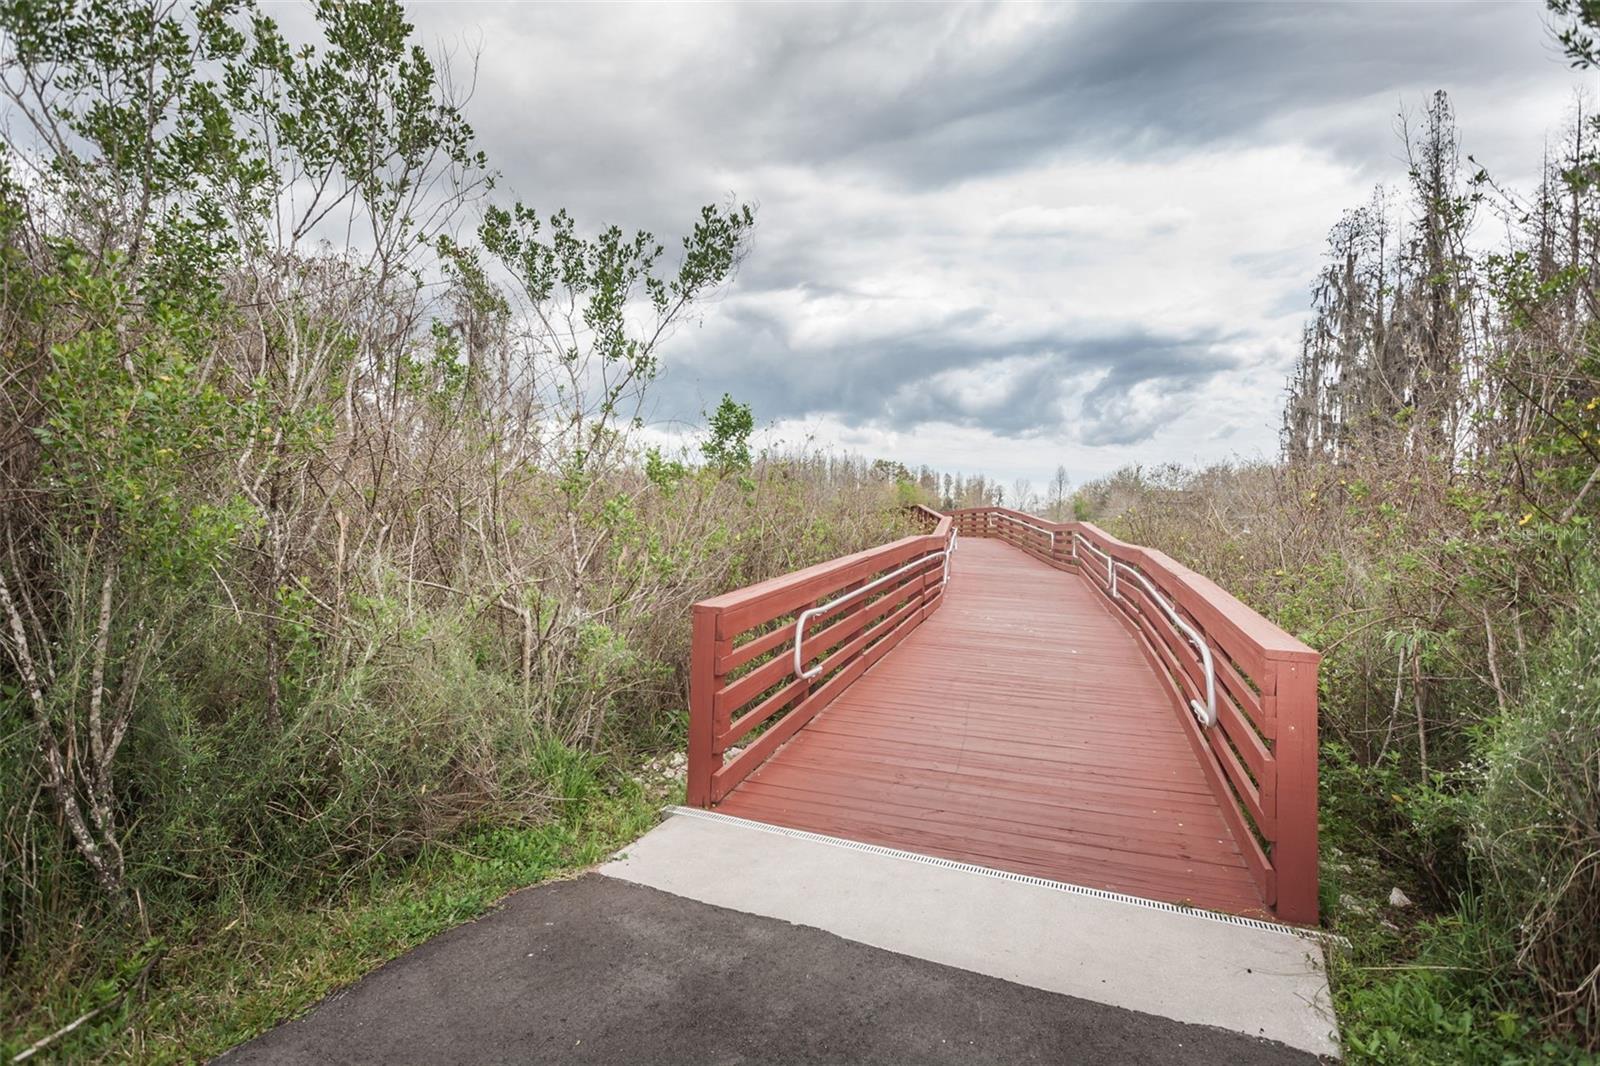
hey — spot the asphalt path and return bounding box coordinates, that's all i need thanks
[221,874,1318,1065]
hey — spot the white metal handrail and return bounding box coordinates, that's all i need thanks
[943,527,959,585]
[794,537,954,681]
[1073,532,1217,729]
[1072,530,1113,584]
[996,512,1057,547]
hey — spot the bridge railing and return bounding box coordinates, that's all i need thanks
[948,506,1321,925]
[950,505,1076,570]
[685,510,956,808]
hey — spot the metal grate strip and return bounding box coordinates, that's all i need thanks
[663,805,1347,948]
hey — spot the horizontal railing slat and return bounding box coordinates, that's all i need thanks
[706,534,947,635]
[721,622,798,676]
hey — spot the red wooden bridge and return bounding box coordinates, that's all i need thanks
[686,506,1321,925]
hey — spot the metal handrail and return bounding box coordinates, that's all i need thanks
[943,527,959,585]
[996,512,1057,547]
[1072,530,1114,586]
[1073,533,1217,729]
[794,538,954,681]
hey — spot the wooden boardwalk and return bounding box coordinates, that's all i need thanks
[716,537,1268,917]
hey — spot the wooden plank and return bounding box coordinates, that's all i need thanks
[784,726,1219,793]
[766,743,1229,816]
[741,761,1246,860]
[720,620,795,675]
[726,783,1255,886]
[720,675,805,753]
[720,789,1266,913]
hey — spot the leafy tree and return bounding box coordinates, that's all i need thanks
[1550,0,1600,67]
[702,393,754,474]
[0,0,753,917]
[477,201,754,472]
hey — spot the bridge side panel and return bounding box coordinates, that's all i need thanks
[1268,658,1319,925]
[1073,521,1320,925]
[685,605,721,807]
[685,518,955,808]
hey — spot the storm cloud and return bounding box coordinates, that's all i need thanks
[405,1,1586,484]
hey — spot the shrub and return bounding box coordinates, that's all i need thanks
[1470,564,1600,1045]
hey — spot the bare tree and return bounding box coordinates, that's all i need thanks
[1008,478,1037,513]
[1046,465,1072,520]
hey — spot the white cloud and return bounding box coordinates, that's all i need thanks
[403,0,1589,486]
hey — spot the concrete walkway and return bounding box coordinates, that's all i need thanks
[604,811,1340,1059]
[224,811,1338,1064]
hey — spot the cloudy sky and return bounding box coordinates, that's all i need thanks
[405,1,1587,489]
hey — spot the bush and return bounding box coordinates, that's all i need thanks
[1471,564,1600,1045]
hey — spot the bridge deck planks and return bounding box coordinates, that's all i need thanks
[715,536,1269,918]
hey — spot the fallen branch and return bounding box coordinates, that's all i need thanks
[10,1001,118,1064]
[9,949,162,1063]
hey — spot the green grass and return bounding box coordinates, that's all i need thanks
[1328,902,1599,1064]
[1325,879,1590,1064]
[2,774,668,1064]
[1320,792,1600,1065]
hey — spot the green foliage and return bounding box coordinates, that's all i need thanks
[0,766,660,1065]
[702,392,753,474]
[644,446,689,493]
[478,202,753,442]
[31,258,253,572]
[1468,564,1600,1039]
[1550,0,1600,68]
[0,0,484,292]
[1335,911,1588,1065]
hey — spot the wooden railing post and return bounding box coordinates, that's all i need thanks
[1271,657,1320,925]
[685,604,719,807]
